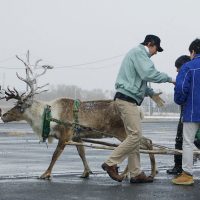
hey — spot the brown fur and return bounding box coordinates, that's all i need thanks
[2,98,157,179]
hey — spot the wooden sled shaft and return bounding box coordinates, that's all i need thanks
[65,141,200,155]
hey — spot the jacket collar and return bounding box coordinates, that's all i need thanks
[139,44,151,58]
[193,54,200,59]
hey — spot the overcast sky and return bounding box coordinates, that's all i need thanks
[0,0,200,95]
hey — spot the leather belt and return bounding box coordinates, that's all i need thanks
[114,92,138,105]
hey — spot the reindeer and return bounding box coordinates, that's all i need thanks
[1,52,157,179]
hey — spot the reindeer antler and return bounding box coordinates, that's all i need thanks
[0,87,23,101]
[34,59,42,69]
[1,51,53,102]
[16,51,33,75]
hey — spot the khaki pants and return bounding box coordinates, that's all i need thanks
[105,98,142,177]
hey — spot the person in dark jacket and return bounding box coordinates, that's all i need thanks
[172,39,200,185]
[166,55,191,175]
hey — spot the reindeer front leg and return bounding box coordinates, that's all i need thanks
[75,141,92,178]
[39,140,66,179]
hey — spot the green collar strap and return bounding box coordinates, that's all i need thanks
[42,105,52,142]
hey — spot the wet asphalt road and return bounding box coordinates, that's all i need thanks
[0,120,200,200]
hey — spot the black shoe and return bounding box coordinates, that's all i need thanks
[166,166,182,175]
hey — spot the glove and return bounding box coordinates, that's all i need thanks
[150,92,165,107]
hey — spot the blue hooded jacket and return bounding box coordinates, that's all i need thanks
[174,54,200,122]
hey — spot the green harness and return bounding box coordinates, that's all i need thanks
[42,105,52,142]
[42,100,81,142]
[72,99,81,139]
[42,100,200,147]
[196,129,200,140]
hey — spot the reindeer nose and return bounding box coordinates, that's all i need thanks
[1,113,7,122]
[2,112,7,117]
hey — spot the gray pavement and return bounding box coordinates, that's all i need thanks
[0,121,200,200]
[1,176,200,200]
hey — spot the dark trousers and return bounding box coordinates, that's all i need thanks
[174,117,183,167]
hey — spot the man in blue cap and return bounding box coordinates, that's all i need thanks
[102,34,174,183]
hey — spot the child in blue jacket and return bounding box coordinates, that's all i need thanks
[172,39,200,185]
[167,55,190,175]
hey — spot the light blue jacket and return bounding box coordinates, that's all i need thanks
[115,44,172,105]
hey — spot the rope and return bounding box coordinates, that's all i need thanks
[41,101,109,142]
[41,107,200,156]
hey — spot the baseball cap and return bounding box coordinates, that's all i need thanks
[141,34,163,52]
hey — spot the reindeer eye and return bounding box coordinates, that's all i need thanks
[16,105,24,113]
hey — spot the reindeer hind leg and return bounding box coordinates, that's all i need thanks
[75,143,92,178]
[140,137,157,178]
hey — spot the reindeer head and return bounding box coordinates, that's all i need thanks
[1,51,53,122]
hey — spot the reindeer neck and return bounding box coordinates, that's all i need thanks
[24,100,46,127]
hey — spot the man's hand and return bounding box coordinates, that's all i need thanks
[169,78,176,85]
[150,92,165,107]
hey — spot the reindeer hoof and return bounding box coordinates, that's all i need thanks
[80,170,92,178]
[39,172,51,180]
[120,173,129,180]
[150,170,158,178]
